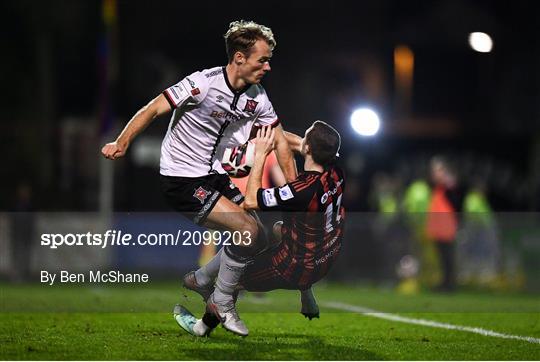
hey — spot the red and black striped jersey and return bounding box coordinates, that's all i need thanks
[256,166,346,288]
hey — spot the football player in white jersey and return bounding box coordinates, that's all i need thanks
[102,20,296,336]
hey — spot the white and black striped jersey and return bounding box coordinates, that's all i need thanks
[160,66,279,177]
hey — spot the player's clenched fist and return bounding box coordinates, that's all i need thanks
[101,141,127,160]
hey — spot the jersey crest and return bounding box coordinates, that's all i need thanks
[243,99,258,113]
[193,186,211,204]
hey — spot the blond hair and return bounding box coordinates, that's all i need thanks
[224,20,276,62]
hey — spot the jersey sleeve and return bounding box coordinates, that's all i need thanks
[254,89,280,128]
[256,175,318,211]
[162,71,208,109]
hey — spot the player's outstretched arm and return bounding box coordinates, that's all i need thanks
[244,126,275,210]
[283,131,303,154]
[273,125,298,182]
[101,94,171,160]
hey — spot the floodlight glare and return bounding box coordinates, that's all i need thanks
[350,108,380,136]
[468,32,493,53]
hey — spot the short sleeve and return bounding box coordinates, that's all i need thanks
[256,176,318,211]
[162,71,208,109]
[255,89,280,128]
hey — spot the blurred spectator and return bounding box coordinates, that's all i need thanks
[402,178,431,229]
[459,178,501,286]
[370,172,406,283]
[426,156,465,292]
[401,178,432,291]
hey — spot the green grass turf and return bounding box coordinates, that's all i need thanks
[1,282,539,360]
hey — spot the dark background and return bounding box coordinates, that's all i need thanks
[2,0,539,212]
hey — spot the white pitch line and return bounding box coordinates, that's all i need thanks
[323,301,540,345]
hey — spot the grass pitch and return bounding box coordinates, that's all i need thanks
[1,282,539,360]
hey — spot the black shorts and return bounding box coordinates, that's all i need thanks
[160,173,244,225]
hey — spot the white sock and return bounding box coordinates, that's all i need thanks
[192,319,210,336]
[214,250,246,304]
[195,249,223,286]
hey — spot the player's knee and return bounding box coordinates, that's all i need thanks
[239,214,258,248]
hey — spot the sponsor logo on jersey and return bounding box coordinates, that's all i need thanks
[210,110,241,121]
[216,95,224,103]
[278,185,294,201]
[243,99,258,113]
[263,188,278,207]
[205,69,223,78]
[186,77,196,89]
[315,243,341,266]
[193,186,211,204]
[166,84,188,104]
[320,178,344,204]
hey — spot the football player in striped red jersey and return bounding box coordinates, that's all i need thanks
[242,122,345,292]
[176,121,345,337]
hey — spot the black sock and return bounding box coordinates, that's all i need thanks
[202,312,220,329]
